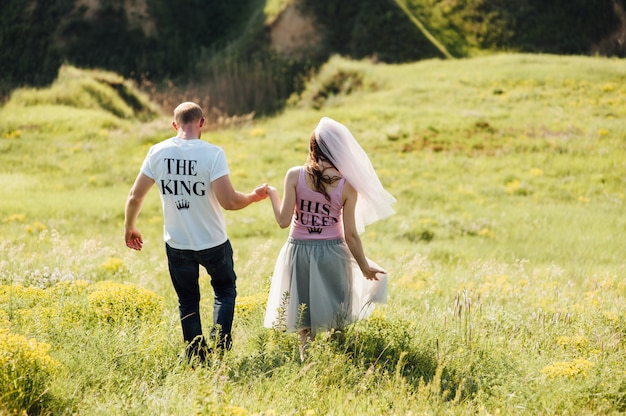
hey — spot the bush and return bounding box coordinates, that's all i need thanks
[293,55,379,110]
[87,281,164,326]
[342,311,438,385]
[0,329,61,414]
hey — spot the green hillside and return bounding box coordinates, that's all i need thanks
[2,0,626,116]
[1,53,625,414]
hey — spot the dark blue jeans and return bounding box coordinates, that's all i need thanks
[166,240,237,351]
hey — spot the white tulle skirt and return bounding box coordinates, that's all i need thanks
[264,237,387,335]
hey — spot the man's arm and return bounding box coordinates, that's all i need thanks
[213,174,268,210]
[124,172,155,250]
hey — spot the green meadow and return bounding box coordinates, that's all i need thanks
[1,54,625,415]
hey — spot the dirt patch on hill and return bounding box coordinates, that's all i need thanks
[269,2,320,58]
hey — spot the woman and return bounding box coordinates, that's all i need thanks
[264,117,396,360]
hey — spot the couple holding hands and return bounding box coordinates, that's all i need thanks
[124,102,395,363]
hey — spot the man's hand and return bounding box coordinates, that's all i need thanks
[252,183,270,201]
[125,226,144,251]
[124,172,153,251]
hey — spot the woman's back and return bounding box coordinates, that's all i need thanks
[289,167,345,240]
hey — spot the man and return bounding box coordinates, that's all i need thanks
[124,102,268,363]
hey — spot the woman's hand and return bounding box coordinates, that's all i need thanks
[267,185,278,196]
[363,266,385,281]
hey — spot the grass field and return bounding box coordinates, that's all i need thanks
[1,53,625,415]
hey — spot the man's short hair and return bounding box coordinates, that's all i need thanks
[174,102,203,125]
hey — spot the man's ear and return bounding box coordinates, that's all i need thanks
[171,121,178,131]
[199,117,205,128]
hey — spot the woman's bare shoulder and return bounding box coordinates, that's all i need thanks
[284,166,302,184]
[342,179,357,200]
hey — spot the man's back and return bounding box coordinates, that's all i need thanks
[141,137,230,250]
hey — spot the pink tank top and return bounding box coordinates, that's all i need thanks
[290,167,345,240]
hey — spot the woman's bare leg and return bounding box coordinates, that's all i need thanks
[298,328,311,362]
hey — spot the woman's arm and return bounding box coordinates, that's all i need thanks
[343,182,383,280]
[268,167,299,228]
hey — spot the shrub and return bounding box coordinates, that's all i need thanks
[235,291,267,322]
[293,56,378,110]
[0,329,61,414]
[343,311,437,385]
[541,358,595,379]
[87,281,164,326]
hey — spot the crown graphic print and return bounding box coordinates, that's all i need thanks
[175,199,190,210]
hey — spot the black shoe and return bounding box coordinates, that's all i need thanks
[216,334,232,351]
[186,336,212,366]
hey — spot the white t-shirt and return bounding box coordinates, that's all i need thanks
[140,137,230,250]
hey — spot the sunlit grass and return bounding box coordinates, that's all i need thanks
[0,54,625,414]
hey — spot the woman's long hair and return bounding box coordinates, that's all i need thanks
[305,132,340,201]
